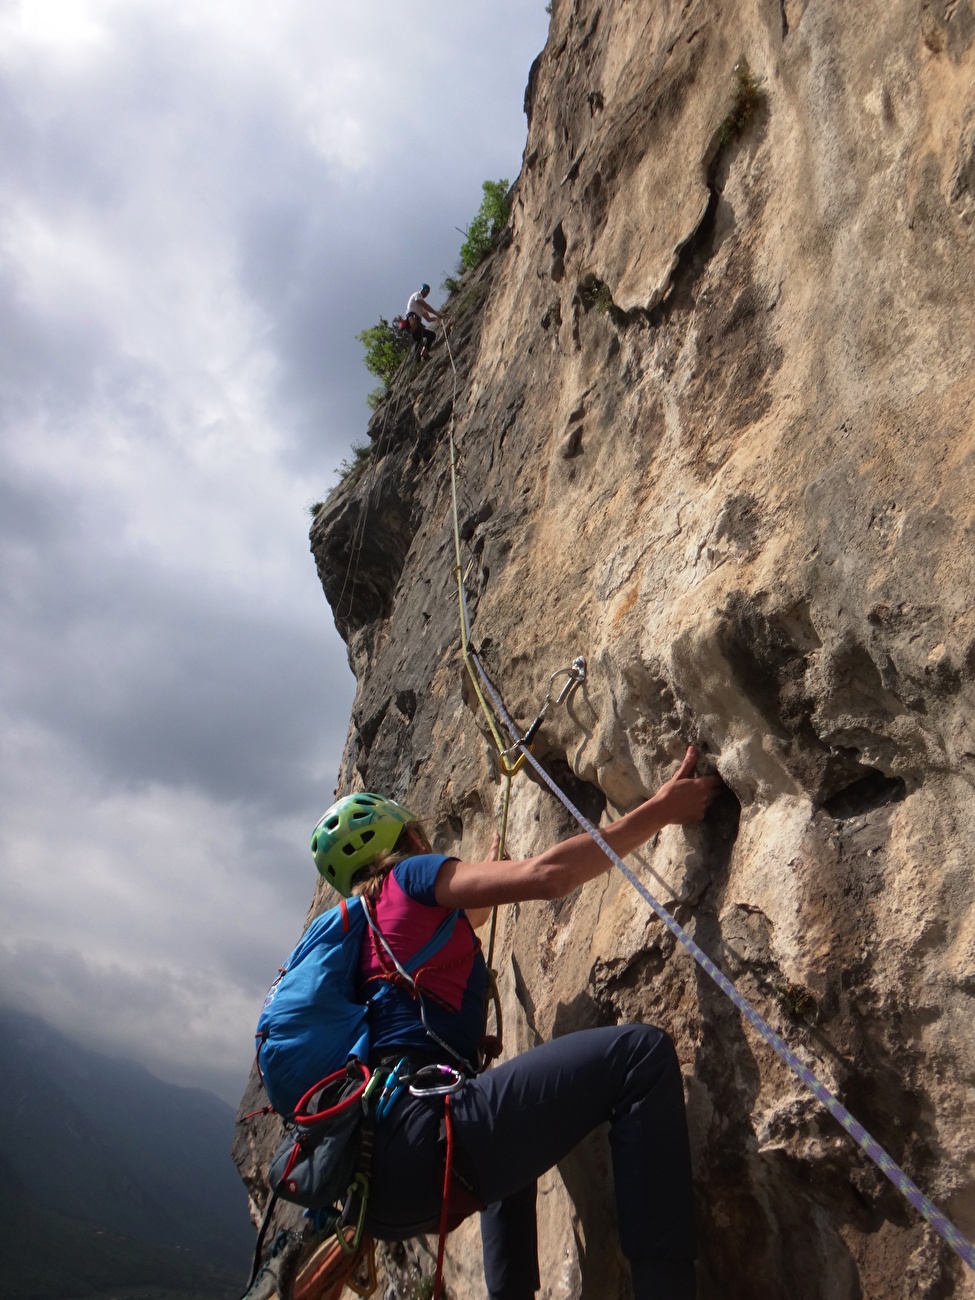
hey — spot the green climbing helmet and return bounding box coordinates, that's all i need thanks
[311,792,417,895]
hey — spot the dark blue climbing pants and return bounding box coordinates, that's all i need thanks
[364,1024,696,1299]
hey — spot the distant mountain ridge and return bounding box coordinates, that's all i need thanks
[0,1005,253,1299]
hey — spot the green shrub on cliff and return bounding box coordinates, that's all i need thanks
[459,179,510,270]
[355,316,410,403]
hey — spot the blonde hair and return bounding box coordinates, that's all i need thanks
[351,821,434,899]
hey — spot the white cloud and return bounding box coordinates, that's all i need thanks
[0,0,113,55]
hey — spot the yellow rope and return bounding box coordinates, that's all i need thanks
[441,321,524,778]
[439,318,519,1038]
[438,318,583,1054]
[485,768,511,971]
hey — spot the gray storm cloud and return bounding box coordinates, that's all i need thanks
[0,0,548,1104]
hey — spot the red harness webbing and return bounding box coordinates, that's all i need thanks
[433,1092,455,1300]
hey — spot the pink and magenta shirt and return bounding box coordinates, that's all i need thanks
[359,854,487,1067]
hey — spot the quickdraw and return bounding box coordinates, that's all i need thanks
[506,656,587,757]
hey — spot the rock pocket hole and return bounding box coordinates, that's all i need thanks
[684,780,742,907]
[820,769,906,820]
[550,221,567,283]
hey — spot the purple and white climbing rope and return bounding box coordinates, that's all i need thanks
[467,648,975,1272]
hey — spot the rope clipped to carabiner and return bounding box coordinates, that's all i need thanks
[505,656,587,757]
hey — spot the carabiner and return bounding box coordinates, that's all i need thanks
[408,1064,466,1098]
[500,655,588,765]
[375,1057,409,1121]
[338,1172,369,1253]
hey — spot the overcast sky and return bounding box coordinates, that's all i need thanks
[0,0,550,1106]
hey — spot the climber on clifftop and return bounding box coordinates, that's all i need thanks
[310,745,722,1300]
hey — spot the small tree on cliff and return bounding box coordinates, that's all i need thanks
[355,316,410,407]
[459,179,511,271]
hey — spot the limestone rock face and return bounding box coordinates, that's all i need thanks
[240,1,975,1296]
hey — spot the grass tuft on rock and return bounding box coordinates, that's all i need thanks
[337,441,371,490]
[717,62,764,147]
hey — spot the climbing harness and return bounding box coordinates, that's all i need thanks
[247,1058,464,1300]
[436,328,975,1273]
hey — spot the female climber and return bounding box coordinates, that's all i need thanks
[309,745,722,1300]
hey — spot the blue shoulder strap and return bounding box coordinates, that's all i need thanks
[404,909,459,972]
[363,898,460,1002]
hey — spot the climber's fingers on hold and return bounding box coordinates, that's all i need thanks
[656,746,724,823]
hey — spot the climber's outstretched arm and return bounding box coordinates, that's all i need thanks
[434,746,722,911]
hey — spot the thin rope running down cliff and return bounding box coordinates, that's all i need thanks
[438,321,975,1273]
[335,353,422,625]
